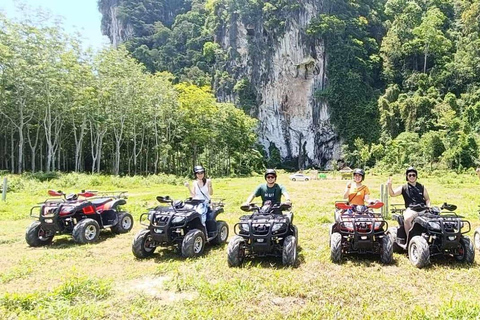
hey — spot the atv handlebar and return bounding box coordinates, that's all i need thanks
[240,202,292,212]
[335,201,384,210]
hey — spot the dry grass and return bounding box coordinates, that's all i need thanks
[1,172,480,319]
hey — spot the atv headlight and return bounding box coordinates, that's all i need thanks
[272,223,285,232]
[374,222,382,229]
[429,221,441,230]
[172,216,185,224]
[148,210,156,221]
[343,222,353,229]
[240,223,250,232]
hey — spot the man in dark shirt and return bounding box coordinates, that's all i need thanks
[244,169,291,205]
[387,166,431,233]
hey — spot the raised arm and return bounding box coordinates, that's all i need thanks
[185,181,194,197]
[207,179,213,196]
[386,177,402,197]
[343,181,352,200]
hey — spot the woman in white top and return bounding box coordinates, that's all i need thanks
[185,165,213,224]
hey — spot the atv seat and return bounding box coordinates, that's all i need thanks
[90,198,112,207]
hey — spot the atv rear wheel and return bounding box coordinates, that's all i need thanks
[111,211,134,234]
[25,221,54,247]
[408,236,430,268]
[380,235,394,264]
[474,228,480,251]
[330,232,342,263]
[132,229,156,258]
[282,235,298,266]
[72,218,100,244]
[181,229,205,258]
[387,227,403,253]
[455,236,475,263]
[211,221,229,245]
[227,235,245,267]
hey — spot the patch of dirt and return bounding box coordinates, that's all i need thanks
[117,276,198,303]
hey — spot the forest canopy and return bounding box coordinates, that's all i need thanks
[0,12,260,176]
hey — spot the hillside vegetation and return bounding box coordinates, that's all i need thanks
[1,172,480,318]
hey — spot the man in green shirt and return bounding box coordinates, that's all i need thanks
[244,169,291,205]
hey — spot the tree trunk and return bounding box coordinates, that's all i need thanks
[26,125,41,172]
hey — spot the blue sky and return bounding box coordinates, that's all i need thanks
[0,0,110,50]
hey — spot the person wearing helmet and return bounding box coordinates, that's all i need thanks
[244,169,291,205]
[343,168,371,206]
[386,166,431,233]
[185,165,213,224]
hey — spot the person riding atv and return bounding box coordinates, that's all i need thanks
[388,203,474,268]
[244,169,291,207]
[386,166,431,237]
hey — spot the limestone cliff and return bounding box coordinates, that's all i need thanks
[213,0,341,168]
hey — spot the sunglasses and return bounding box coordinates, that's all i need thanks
[196,172,205,175]
[408,174,416,177]
[266,175,276,179]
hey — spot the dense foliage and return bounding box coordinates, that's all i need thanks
[0,13,259,176]
[307,0,386,145]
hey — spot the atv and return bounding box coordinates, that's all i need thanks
[26,190,133,246]
[330,201,393,264]
[132,196,228,259]
[227,201,298,267]
[388,203,474,268]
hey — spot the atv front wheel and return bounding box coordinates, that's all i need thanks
[455,236,475,263]
[72,218,100,244]
[290,225,299,243]
[282,235,298,266]
[132,229,156,258]
[227,235,245,267]
[408,236,430,268]
[111,211,134,234]
[474,228,480,251]
[380,235,394,264]
[387,227,403,253]
[181,229,205,258]
[211,221,229,245]
[25,221,54,247]
[330,232,342,263]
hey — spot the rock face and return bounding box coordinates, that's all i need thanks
[213,1,341,168]
[98,0,133,47]
[98,0,342,168]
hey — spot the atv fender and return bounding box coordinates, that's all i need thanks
[110,199,126,210]
[209,207,224,220]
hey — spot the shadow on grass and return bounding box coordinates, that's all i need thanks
[339,253,400,267]
[230,245,304,269]
[139,242,230,262]
[45,231,119,249]
[428,254,476,269]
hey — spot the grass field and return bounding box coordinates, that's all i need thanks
[1,171,480,319]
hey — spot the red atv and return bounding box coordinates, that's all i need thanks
[26,190,133,246]
[329,201,393,264]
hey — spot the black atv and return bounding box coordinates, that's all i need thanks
[330,201,393,264]
[132,196,228,259]
[227,201,298,267]
[26,190,133,246]
[388,203,474,268]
